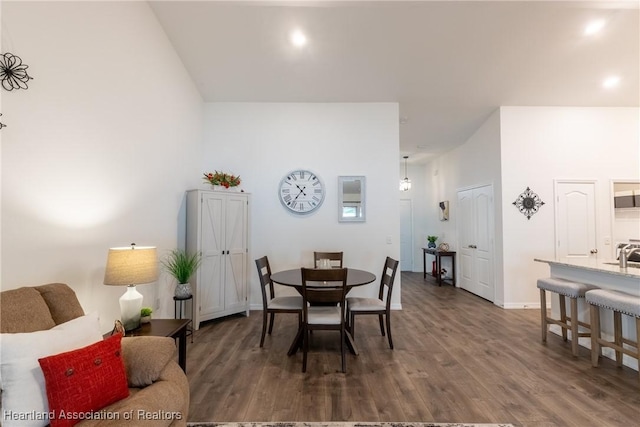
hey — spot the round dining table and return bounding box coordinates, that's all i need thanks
[270,268,376,356]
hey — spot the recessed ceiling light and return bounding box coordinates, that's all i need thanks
[584,19,605,36]
[290,30,307,48]
[603,75,621,89]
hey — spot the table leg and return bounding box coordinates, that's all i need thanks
[177,327,187,373]
[423,249,427,280]
[345,330,359,356]
[436,255,442,286]
[287,324,303,356]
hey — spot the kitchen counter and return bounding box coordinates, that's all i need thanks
[534,257,640,282]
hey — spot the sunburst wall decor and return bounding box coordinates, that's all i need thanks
[513,186,545,220]
[0,52,33,91]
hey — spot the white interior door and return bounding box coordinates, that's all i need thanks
[555,181,597,259]
[458,189,474,292]
[400,199,413,271]
[457,185,495,301]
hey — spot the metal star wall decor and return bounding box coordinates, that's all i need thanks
[513,186,545,220]
[0,114,5,130]
[0,52,33,91]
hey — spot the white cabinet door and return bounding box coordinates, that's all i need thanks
[457,185,495,301]
[224,195,248,312]
[199,193,225,320]
[555,181,597,259]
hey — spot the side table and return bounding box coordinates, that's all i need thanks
[422,248,457,287]
[173,295,194,343]
[105,319,191,373]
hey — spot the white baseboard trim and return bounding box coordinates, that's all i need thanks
[502,302,543,309]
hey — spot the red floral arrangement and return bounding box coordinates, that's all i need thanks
[203,171,241,188]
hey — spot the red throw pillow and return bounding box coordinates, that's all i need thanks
[38,334,129,427]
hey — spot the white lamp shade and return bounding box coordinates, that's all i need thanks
[104,245,159,286]
[103,244,158,331]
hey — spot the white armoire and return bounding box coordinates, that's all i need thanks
[186,189,250,330]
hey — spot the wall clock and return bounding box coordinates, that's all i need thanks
[278,169,325,215]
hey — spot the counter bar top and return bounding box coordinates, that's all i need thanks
[534,257,640,280]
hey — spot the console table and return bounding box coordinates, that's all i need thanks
[422,248,457,286]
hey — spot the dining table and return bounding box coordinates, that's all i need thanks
[270,267,376,356]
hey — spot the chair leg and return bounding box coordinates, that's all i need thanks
[540,289,547,343]
[385,313,393,349]
[349,312,356,339]
[570,297,579,357]
[590,304,601,367]
[379,314,385,336]
[268,312,275,335]
[340,326,346,373]
[302,325,308,373]
[614,311,623,367]
[260,310,268,347]
[559,295,567,341]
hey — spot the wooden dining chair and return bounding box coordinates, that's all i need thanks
[346,257,399,349]
[313,251,344,268]
[300,267,349,373]
[255,256,303,347]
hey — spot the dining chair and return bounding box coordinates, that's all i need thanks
[313,251,344,268]
[255,256,303,347]
[300,267,349,373]
[346,257,399,349]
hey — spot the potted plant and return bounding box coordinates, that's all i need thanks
[140,307,153,324]
[161,249,202,298]
[427,235,438,248]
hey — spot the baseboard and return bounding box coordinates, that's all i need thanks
[502,302,542,309]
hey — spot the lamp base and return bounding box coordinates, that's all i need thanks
[120,285,143,331]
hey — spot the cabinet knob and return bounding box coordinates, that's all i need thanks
[590,249,598,254]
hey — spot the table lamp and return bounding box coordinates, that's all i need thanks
[103,243,158,331]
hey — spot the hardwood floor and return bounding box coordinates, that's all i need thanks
[185,272,639,426]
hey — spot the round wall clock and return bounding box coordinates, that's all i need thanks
[278,169,325,215]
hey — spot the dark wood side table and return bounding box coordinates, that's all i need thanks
[422,248,456,287]
[105,319,190,373]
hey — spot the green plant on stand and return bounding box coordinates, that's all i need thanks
[427,235,438,248]
[161,249,202,299]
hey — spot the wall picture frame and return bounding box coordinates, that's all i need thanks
[439,200,449,221]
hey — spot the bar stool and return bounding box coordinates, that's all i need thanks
[537,277,596,356]
[585,289,640,381]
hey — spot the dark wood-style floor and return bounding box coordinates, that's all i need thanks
[185,272,639,426]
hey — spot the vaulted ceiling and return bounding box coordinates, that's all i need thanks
[150,1,639,163]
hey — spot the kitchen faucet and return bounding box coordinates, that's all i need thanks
[619,244,640,268]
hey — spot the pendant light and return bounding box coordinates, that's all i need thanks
[399,155,412,191]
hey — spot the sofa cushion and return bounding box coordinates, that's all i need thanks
[121,336,177,387]
[0,287,56,333]
[35,283,85,325]
[0,313,103,427]
[39,334,129,427]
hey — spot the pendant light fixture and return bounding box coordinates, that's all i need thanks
[399,155,412,191]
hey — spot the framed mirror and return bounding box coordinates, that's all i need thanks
[338,176,366,222]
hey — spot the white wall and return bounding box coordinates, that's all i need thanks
[1,1,204,331]
[500,106,640,307]
[423,109,504,303]
[202,103,402,307]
